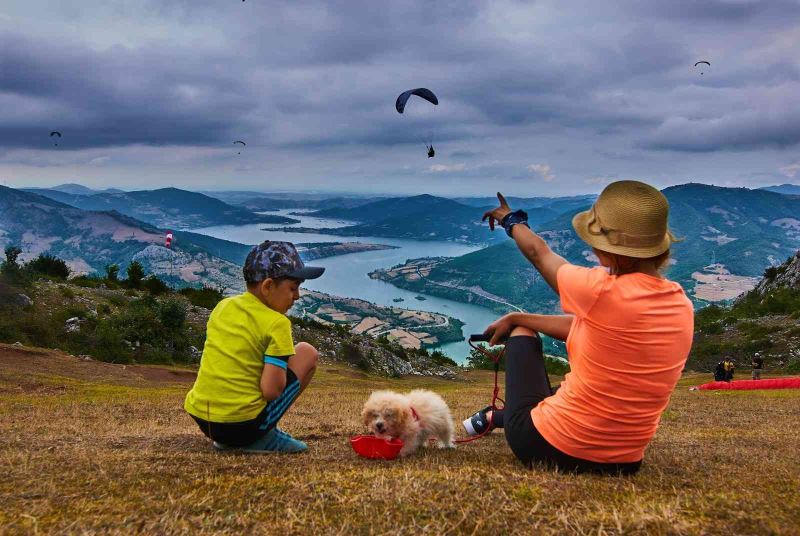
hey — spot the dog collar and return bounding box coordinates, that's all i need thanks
[410,406,420,422]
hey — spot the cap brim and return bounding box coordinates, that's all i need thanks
[287,266,325,280]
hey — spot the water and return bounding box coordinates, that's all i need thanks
[192,210,502,363]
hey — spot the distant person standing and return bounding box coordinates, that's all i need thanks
[752,354,764,380]
[714,360,726,382]
[723,357,735,382]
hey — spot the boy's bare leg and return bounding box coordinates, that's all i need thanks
[288,342,318,395]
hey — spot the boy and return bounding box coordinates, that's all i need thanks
[184,241,324,453]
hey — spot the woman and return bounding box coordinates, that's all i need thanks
[463,180,694,474]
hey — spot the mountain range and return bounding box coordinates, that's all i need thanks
[369,184,800,312]
[0,186,248,290]
[268,194,584,244]
[22,187,298,229]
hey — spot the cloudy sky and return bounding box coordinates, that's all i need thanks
[1,0,798,195]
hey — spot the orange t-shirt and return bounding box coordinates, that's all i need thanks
[531,264,694,463]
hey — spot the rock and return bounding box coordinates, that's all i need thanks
[65,317,83,333]
[189,346,202,361]
[13,341,23,347]
[14,294,33,307]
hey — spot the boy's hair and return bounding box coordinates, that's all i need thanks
[246,276,303,292]
[597,249,671,276]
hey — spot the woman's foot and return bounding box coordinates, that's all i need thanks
[462,406,494,436]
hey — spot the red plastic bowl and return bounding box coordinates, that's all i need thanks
[350,435,404,460]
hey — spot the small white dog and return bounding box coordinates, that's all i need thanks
[361,389,455,457]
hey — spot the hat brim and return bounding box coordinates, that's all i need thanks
[572,209,672,259]
[287,266,325,280]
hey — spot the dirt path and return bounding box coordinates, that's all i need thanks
[0,343,196,387]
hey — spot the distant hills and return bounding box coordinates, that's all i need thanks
[25,183,126,196]
[202,190,385,211]
[759,183,800,196]
[0,186,246,291]
[22,187,298,229]
[277,194,584,244]
[371,184,800,312]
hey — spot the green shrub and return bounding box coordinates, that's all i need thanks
[429,349,457,367]
[179,286,224,309]
[59,286,76,299]
[158,298,187,331]
[105,264,120,282]
[26,254,70,280]
[340,341,368,370]
[142,275,170,295]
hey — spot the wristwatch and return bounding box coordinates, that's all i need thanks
[501,210,529,238]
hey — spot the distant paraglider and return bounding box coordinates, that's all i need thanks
[396,88,438,158]
[50,131,62,146]
[694,60,711,75]
[233,140,246,155]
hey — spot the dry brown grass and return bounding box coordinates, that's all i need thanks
[1,344,799,535]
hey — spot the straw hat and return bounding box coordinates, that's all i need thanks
[572,180,679,258]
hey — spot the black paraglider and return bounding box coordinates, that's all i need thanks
[395,88,438,114]
[694,60,711,75]
[233,140,246,155]
[49,131,62,146]
[396,88,438,157]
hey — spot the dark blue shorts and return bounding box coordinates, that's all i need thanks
[191,368,300,447]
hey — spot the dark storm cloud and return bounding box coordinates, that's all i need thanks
[0,0,798,163]
[0,31,256,149]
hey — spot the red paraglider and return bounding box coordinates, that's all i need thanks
[691,377,800,391]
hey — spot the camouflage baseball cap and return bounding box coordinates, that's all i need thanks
[243,241,325,283]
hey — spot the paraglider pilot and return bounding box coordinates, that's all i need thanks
[427,145,435,158]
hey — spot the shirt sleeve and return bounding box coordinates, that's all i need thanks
[264,314,295,359]
[556,264,610,318]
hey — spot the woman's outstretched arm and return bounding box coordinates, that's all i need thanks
[483,193,568,293]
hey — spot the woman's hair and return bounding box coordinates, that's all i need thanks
[594,248,671,276]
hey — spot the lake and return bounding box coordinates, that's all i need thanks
[192,210,503,363]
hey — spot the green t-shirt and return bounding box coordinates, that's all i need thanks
[184,292,295,423]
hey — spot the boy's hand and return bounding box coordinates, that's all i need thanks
[482,192,513,231]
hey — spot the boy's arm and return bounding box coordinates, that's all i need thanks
[260,355,292,401]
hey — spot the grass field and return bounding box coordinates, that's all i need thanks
[1,343,799,535]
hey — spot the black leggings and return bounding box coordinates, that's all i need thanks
[496,335,641,475]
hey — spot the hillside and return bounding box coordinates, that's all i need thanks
[202,190,385,211]
[2,343,798,534]
[0,186,245,290]
[271,194,569,244]
[689,250,800,372]
[371,184,800,312]
[0,275,458,377]
[23,187,298,229]
[760,183,800,196]
[26,183,125,196]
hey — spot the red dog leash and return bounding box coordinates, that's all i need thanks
[454,338,505,444]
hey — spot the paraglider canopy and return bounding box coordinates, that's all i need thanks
[233,140,246,154]
[694,60,711,75]
[395,88,438,114]
[50,131,62,146]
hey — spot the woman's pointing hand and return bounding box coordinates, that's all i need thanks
[482,192,512,231]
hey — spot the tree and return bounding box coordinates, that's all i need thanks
[105,263,120,282]
[27,254,71,279]
[1,246,23,281]
[4,246,21,266]
[126,261,145,289]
